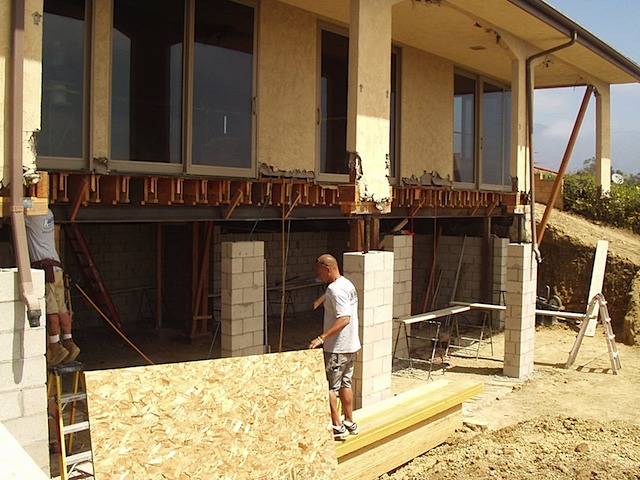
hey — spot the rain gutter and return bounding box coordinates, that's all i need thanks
[510,0,640,82]
[11,0,42,327]
[526,30,577,263]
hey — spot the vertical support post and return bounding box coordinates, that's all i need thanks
[344,250,394,409]
[504,243,537,378]
[221,242,265,357]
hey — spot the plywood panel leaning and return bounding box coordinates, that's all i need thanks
[85,349,336,479]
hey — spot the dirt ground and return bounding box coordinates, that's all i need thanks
[536,204,640,344]
[382,323,640,479]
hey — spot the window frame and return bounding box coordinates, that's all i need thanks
[453,69,511,192]
[37,0,90,171]
[316,23,350,184]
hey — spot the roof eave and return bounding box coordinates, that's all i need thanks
[509,0,640,82]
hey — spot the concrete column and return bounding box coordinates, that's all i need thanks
[504,243,537,378]
[384,234,413,358]
[0,268,49,474]
[595,83,611,195]
[347,0,397,203]
[510,53,529,193]
[343,250,394,409]
[220,242,265,357]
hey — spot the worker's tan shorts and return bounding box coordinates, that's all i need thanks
[324,352,355,392]
[45,270,69,315]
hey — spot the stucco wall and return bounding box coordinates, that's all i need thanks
[4,1,461,185]
[400,46,453,180]
[257,0,317,172]
[1,1,44,187]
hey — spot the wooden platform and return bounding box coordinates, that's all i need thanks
[335,378,483,480]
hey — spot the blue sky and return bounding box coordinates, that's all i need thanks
[533,0,640,174]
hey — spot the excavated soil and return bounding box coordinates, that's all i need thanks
[381,207,640,479]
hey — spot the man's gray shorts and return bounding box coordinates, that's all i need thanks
[324,352,355,392]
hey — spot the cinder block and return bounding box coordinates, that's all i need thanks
[0,390,23,421]
[22,385,47,417]
[2,411,49,446]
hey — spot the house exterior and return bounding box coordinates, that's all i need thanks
[2,0,639,474]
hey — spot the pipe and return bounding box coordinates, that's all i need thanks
[537,85,594,245]
[10,0,42,327]
[525,30,577,263]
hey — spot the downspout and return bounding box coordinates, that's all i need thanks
[525,30,577,263]
[11,0,42,327]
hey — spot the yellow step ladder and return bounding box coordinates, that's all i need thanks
[565,293,621,374]
[48,361,95,479]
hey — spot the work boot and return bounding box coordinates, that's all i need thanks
[62,339,81,363]
[47,342,69,366]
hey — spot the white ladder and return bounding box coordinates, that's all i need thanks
[565,293,621,374]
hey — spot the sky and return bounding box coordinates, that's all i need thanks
[533,0,640,174]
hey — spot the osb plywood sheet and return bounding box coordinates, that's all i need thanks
[85,349,336,479]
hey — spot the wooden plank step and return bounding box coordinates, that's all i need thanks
[336,378,482,458]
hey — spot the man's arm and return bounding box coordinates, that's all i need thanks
[308,315,350,349]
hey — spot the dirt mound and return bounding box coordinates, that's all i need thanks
[381,416,640,479]
[536,204,640,344]
[384,321,640,480]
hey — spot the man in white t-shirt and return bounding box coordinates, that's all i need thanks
[308,254,361,440]
[24,209,80,365]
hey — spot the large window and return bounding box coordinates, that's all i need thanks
[320,29,349,175]
[111,0,184,163]
[40,0,85,159]
[482,81,511,187]
[454,72,511,189]
[111,0,254,170]
[192,1,254,168]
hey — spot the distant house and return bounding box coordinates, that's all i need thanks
[2,0,639,475]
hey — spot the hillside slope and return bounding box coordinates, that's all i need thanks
[535,204,640,344]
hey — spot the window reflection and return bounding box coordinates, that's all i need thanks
[40,0,85,159]
[320,30,349,175]
[482,82,511,186]
[454,73,476,183]
[192,0,254,168]
[111,0,184,163]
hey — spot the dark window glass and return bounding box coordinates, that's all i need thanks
[192,0,254,168]
[453,74,476,183]
[482,82,511,186]
[111,0,184,163]
[40,0,85,158]
[320,30,349,175]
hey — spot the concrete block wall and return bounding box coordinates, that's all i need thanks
[504,243,537,378]
[412,235,484,313]
[344,251,394,409]
[214,230,344,317]
[0,268,49,475]
[64,223,157,329]
[220,241,266,357]
[383,234,413,358]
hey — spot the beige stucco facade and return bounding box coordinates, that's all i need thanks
[2,0,44,186]
[3,0,635,199]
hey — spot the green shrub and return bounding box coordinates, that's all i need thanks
[564,173,640,234]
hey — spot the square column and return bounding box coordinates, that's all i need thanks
[0,269,49,474]
[343,250,394,409]
[384,234,413,358]
[504,243,537,378]
[220,242,265,357]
